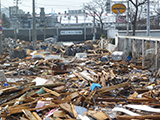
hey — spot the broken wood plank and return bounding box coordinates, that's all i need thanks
[95,98,126,102]
[22,109,37,120]
[33,112,42,120]
[13,93,26,106]
[128,92,138,99]
[1,103,58,116]
[117,115,160,120]
[53,110,66,118]
[97,82,130,94]
[64,92,79,100]
[100,74,106,87]
[30,83,62,88]
[60,103,74,118]
[92,111,108,120]
[125,104,160,113]
[43,87,60,97]
[72,71,88,82]
[0,86,18,95]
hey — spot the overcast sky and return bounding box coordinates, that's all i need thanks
[2,0,92,14]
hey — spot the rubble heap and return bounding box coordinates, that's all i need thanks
[0,38,160,120]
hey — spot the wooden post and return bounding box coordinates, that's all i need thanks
[124,38,127,52]
[155,40,158,70]
[115,33,119,50]
[132,39,137,63]
[142,39,145,67]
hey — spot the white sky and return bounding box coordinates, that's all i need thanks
[1,0,92,14]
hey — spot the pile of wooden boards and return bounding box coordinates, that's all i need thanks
[0,39,160,120]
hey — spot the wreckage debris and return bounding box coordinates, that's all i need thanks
[0,38,160,120]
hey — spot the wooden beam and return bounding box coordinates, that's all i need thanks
[43,87,60,97]
[117,115,160,120]
[32,112,42,120]
[22,109,37,120]
[97,82,130,94]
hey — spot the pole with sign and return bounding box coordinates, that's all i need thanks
[0,0,3,55]
[0,18,3,34]
[111,3,127,52]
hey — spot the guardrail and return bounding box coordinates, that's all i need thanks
[115,34,160,70]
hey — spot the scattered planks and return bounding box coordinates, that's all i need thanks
[97,82,130,94]
[117,115,160,120]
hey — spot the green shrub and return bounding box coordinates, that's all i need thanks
[101,34,107,39]
[110,38,115,45]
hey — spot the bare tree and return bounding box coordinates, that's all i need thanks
[83,0,107,34]
[129,0,147,35]
[153,0,160,15]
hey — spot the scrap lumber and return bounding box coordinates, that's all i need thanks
[30,83,62,88]
[64,92,79,100]
[43,87,60,97]
[102,111,113,120]
[20,117,28,120]
[0,88,31,106]
[1,39,160,120]
[128,92,138,99]
[0,86,18,95]
[22,109,37,120]
[32,112,42,120]
[125,104,160,113]
[100,74,106,87]
[117,115,160,120]
[95,98,126,102]
[53,110,66,118]
[92,111,108,120]
[97,82,130,94]
[127,98,157,103]
[13,93,26,106]
[72,71,88,82]
[1,103,58,116]
[60,103,74,118]
[88,111,108,120]
[78,72,93,82]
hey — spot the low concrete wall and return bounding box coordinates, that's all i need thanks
[2,27,103,42]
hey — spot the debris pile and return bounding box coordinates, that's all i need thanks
[0,38,160,120]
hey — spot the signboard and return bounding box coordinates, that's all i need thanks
[0,26,3,34]
[111,3,126,14]
[116,15,126,23]
[0,26,3,31]
[60,30,83,35]
[0,19,3,24]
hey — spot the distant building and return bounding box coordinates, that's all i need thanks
[8,6,25,28]
[68,9,85,15]
[9,6,25,18]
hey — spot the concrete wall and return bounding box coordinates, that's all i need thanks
[2,27,103,42]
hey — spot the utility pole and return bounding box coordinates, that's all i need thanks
[14,0,18,43]
[93,14,96,40]
[40,7,45,41]
[33,0,37,46]
[125,0,129,52]
[126,0,129,36]
[84,13,86,40]
[142,0,150,67]
[147,0,150,36]
[0,0,2,55]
